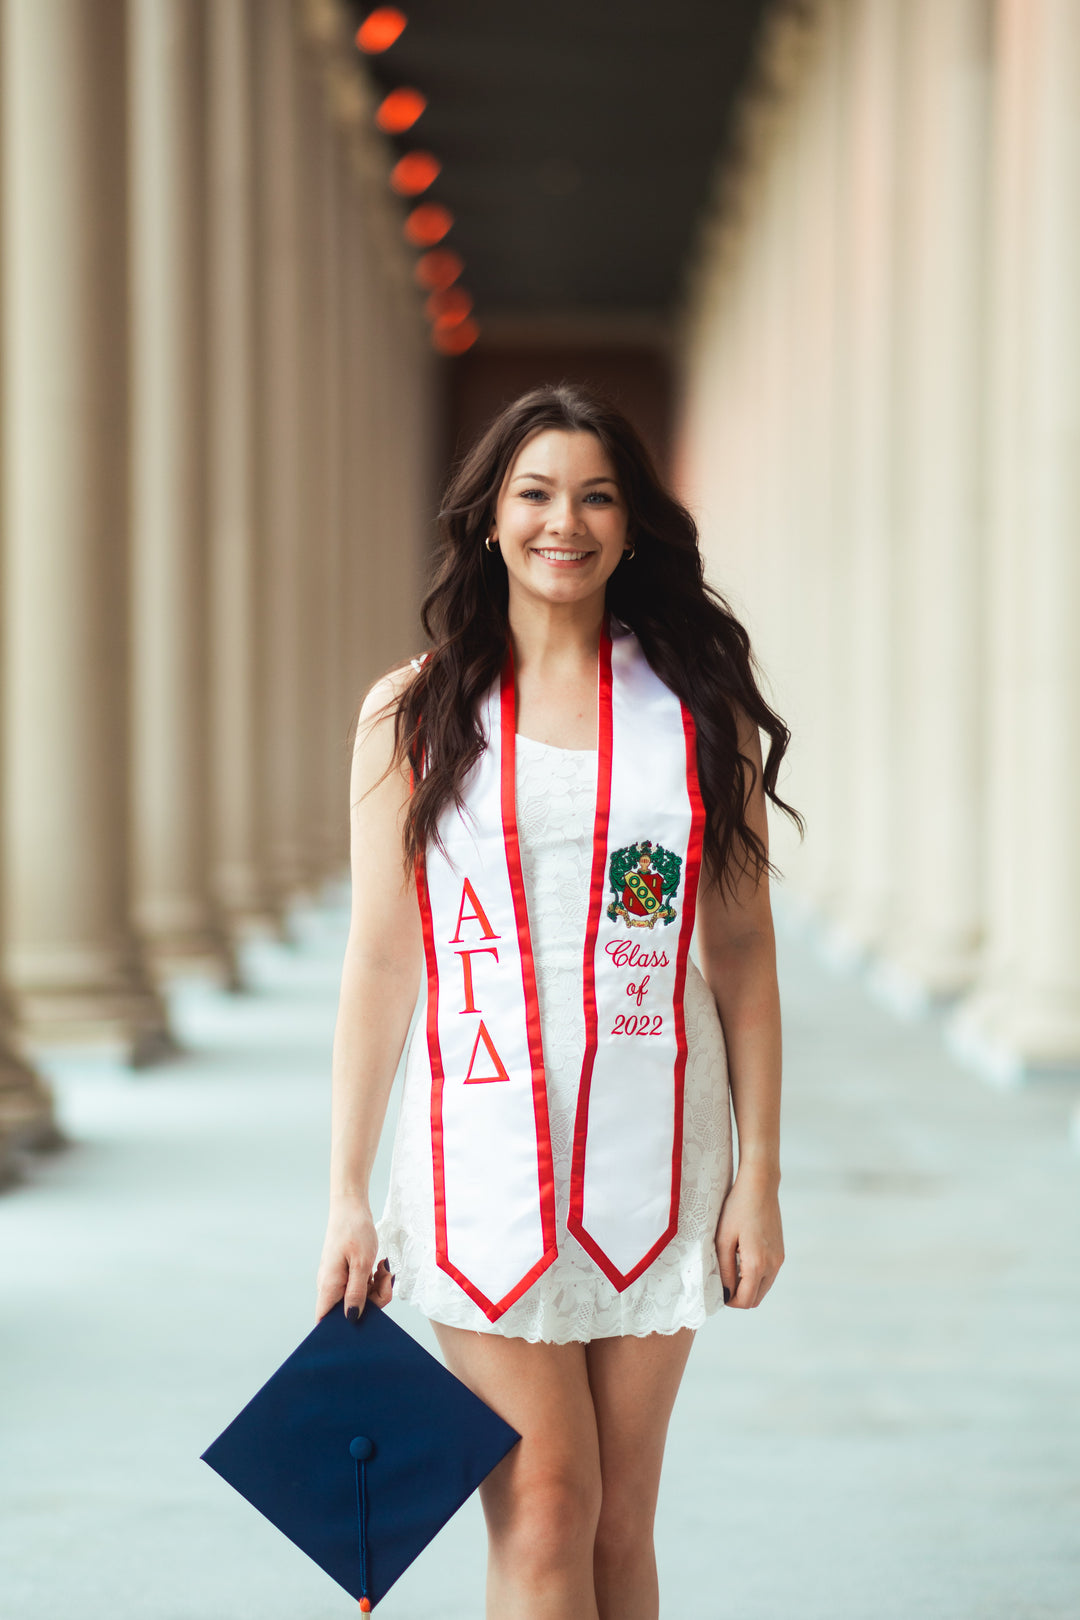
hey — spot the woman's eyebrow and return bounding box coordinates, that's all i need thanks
[511,471,618,485]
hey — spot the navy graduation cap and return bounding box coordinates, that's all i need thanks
[201,1301,520,1611]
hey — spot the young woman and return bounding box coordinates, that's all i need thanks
[316,383,800,1620]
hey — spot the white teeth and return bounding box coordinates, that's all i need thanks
[534,548,588,561]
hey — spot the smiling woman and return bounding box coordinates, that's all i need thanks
[319,382,801,1619]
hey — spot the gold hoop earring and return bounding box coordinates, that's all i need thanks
[485,534,498,552]
[623,543,636,561]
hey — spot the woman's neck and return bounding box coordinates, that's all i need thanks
[507,590,606,679]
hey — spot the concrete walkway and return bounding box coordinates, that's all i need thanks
[2,882,1078,1619]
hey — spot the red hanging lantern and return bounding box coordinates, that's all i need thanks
[432,317,479,355]
[391,152,442,196]
[375,87,426,134]
[425,286,473,325]
[413,248,464,291]
[404,203,453,247]
[356,8,407,53]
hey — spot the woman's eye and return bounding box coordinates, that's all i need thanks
[517,488,614,505]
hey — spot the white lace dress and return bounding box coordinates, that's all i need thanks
[376,734,734,1343]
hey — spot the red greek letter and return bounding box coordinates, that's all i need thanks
[449,879,500,944]
[455,947,499,1014]
[463,1020,511,1083]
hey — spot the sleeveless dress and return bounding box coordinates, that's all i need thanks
[376,733,734,1343]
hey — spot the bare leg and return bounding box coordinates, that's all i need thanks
[434,1323,603,1620]
[585,1328,695,1620]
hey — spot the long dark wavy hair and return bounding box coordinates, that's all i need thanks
[390,383,802,899]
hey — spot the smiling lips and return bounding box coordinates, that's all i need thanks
[532,547,591,563]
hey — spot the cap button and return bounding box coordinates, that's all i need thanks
[349,1435,375,1461]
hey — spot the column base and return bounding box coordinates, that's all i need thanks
[0,1132,16,1188]
[866,931,982,1018]
[142,925,241,994]
[0,1050,62,1155]
[214,858,286,941]
[815,917,874,976]
[265,842,319,901]
[10,985,180,1070]
[822,869,898,961]
[773,886,895,976]
[1070,1106,1080,1154]
[948,984,1080,1086]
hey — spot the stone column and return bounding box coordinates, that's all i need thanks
[402,317,436,654]
[0,5,58,1153]
[777,5,847,914]
[829,0,904,955]
[332,113,375,853]
[1,0,171,1061]
[946,0,1033,1073]
[316,113,347,873]
[952,0,1080,1077]
[206,0,276,935]
[380,292,412,672]
[361,273,390,685]
[876,0,991,1004]
[258,0,310,901]
[339,146,374,724]
[289,46,330,893]
[344,120,395,699]
[128,0,234,986]
[383,282,429,673]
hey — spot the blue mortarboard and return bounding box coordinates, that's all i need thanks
[201,1302,520,1611]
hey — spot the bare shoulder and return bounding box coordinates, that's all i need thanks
[357,657,424,730]
[349,659,424,801]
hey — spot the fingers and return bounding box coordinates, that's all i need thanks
[727,1247,757,1309]
[715,1186,785,1309]
[343,1254,372,1322]
[727,1247,781,1309]
[716,1230,739,1304]
[367,1257,395,1310]
[345,1256,396,1321]
[315,1254,348,1322]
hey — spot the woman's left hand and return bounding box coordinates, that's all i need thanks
[715,1167,784,1309]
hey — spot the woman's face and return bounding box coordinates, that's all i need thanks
[491,429,630,612]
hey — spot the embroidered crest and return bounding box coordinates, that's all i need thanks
[606,840,682,929]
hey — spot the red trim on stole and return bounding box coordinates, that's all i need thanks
[416,660,557,1324]
[668,703,706,1244]
[566,627,616,1277]
[567,639,705,1290]
[415,850,453,1298]
[496,656,559,1294]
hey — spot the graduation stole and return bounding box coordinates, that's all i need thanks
[414,621,705,1322]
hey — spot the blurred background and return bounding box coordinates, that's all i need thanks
[2,3,1079,1617]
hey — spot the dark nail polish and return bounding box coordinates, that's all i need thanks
[346,1305,360,1322]
[723,1285,731,1303]
[390,1274,396,1286]
[382,1258,391,1272]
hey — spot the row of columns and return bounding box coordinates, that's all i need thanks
[0,0,435,1176]
[677,0,1080,1081]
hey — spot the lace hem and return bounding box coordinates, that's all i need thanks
[377,1216,727,1344]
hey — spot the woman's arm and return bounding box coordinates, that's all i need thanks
[695,704,785,1309]
[315,670,424,1322]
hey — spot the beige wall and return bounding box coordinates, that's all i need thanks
[678,0,1080,1084]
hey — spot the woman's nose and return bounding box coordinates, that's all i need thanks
[546,496,584,535]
